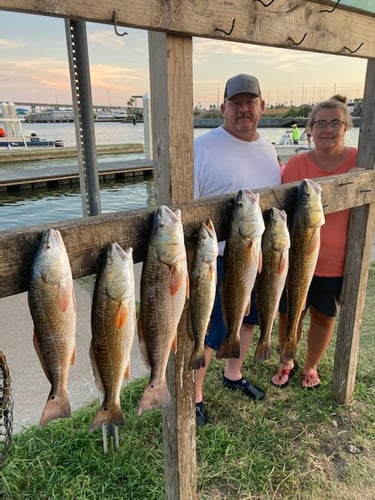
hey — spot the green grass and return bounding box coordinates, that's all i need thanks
[1,266,375,499]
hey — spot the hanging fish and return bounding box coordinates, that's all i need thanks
[218,189,264,359]
[28,228,76,426]
[254,207,290,363]
[189,219,218,369]
[89,243,136,431]
[281,178,325,362]
[138,205,189,415]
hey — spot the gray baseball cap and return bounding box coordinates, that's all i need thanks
[224,74,262,100]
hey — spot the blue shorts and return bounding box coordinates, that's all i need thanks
[279,275,343,318]
[205,256,258,351]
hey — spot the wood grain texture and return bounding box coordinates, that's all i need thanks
[1,0,374,58]
[1,170,374,298]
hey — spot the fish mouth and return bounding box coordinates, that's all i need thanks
[109,242,131,263]
[201,218,216,239]
[271,207,287,222]
[237,188,257,204]
[301,178,321,196]
[44,228,63,248]
[155,205,180,227]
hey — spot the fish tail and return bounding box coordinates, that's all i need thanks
[189,347,206,370]
[39,393,71,426]
[216,338,241,359]
[89,404,125,432]
[280,336,297,363]
[253,340,272,363]
[137,381,171,416]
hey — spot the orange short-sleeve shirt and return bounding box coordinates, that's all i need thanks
[282,148,357,277]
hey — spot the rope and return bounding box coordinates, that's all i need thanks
[0,351,13,467]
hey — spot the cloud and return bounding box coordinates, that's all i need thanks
[193,38,336,74]
[89,63,148,90]
[0,39,23,49]
[88,30,126,49]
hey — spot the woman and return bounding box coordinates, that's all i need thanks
[272,96,359,389]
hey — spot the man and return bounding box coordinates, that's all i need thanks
[194,74,281,426]
[291,124,300,144]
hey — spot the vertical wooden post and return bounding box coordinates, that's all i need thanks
[148,31,197,499]
[148,32,194,205]
[332,58,375,402]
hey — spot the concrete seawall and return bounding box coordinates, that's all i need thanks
[0,143,144,164]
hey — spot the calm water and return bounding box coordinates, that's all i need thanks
[0,122,360,231]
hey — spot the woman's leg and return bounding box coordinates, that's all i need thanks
[302,305,336,388]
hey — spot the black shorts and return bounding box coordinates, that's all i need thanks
[279,275,343,318]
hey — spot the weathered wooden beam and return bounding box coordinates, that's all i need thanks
[148,32,194,205]
[1,0,374,58]
[0,170,374,299]
[332,58,375,404]
[148,32,196,499]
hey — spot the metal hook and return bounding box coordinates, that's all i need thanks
[214,18,236,36]
[112,11,128,37]
[256,0,275,6]
[320,0,341,13]
[287,33,307,46]
[341,42,364,54]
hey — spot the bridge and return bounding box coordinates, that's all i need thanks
[12,94,145,113]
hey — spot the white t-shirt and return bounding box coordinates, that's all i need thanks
[194,126,281,199]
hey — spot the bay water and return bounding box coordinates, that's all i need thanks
[0,122,360,231]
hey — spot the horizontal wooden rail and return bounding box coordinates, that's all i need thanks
[0,170,374,298]
[2,0,375,58]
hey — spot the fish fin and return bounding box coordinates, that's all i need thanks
[70,346,76,366]
[137,317,151,369]
[185,273,190,299]
[257,249,263,273]
[137,380,171,415]
[244,301,251,316]
[169,266,183,296]
[115,303,128,329]
[216,337,241,359]
[124,361,131,381]
[254,340,272,363]
[171,333,177,354]
[58,281,73,312]
[189,346,206,370]
[89,343,105,394]
[89,403,124,432]
[71,286,77,313]
[278,252,288,274]
[40,391,71,426]
[33,332,52,382]
[308,230,321,255]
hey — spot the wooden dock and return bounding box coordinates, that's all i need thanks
[0,158,154,192]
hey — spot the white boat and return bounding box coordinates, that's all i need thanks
[1,102,64,149]
[95,109,128,121]
[95,111,115,121]
[274,143,312,161]
[272,128,313,163]
[0,117,64,149]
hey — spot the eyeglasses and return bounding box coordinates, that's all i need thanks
[311,119,345,130]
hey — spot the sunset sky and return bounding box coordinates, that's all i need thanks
[0,11,369,110]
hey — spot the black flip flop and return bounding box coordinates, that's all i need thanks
[271,361,299,389]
